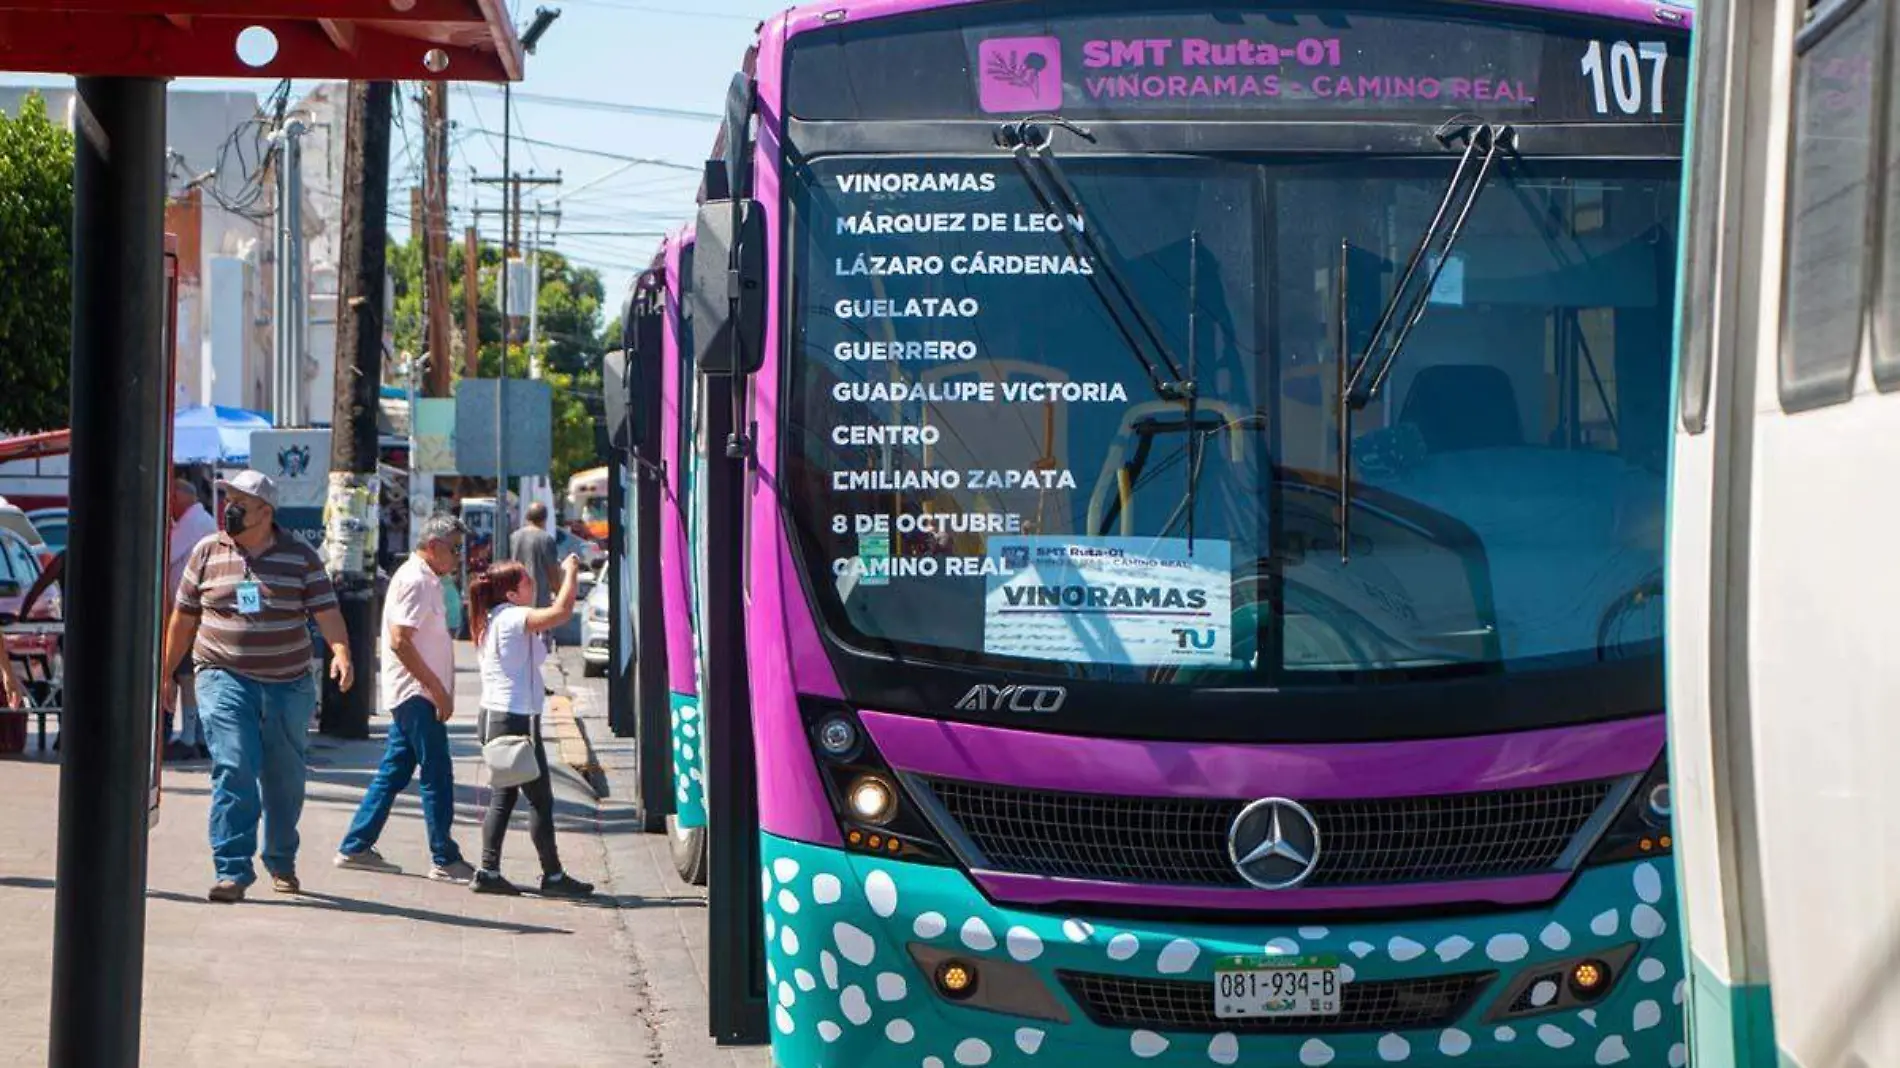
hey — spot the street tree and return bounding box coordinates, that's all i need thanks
[387,235,613,490]
[0,93,74,432]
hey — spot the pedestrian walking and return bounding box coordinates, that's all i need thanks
[334,514,475,882]
[166,478,218,761]
[464,555,593,898]
[507,501,561,609]
[160,470,354,903]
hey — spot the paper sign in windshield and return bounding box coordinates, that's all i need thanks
[984,536,1231,665]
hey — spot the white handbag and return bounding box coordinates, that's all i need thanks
[482,726,538,788]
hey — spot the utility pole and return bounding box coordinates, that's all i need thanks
[470,172,561,363]
[469,3,559,548]
[421,82,453,398]
[463,225,480,381]
[270,113,307,426]
[526,202,561,379]
[320,80,394,740]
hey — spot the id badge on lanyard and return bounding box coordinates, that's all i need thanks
[235,569,264,616]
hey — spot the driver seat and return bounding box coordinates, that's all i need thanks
[1398,365,1524,453]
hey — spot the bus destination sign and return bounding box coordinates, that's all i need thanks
[786,7,1689,124]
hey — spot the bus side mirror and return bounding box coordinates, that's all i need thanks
[602,349,642,451]
[691,199,766,377]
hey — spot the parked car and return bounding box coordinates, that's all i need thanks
[0,500,52,566]
[0,526,61,679]
[580,568,609,677]
[26,508,66,555]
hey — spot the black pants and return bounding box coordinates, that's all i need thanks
[480,712,561,876]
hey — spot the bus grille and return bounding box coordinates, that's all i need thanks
[920,777,1615,888]
[1057,970,1495,1034]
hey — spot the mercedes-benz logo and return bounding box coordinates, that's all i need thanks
[1228,797,1322,890]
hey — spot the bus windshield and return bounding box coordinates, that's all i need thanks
[786,150,1676,685]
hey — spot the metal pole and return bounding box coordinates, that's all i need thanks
[273,130,290,425]
[285,121,305,425]
[52,75,167,1068]
[494,82,511,551]
[527,206,541,380]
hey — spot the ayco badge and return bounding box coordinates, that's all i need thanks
[954,684,1066,714]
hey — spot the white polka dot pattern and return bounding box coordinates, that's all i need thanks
[953,1038,992,1066]
[960,917,996,952]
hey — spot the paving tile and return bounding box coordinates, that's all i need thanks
[0,644,767,1067]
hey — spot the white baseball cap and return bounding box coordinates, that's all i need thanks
[215,469,279,508]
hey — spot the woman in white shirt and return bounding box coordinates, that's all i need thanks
[465,554,592,897]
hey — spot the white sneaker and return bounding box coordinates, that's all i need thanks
[334,848,401,873]
[429,859,477,884]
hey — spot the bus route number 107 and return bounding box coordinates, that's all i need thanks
[1579,39,1670,116]
[1212,955,1344,1018]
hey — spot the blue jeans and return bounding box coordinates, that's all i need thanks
[338,696,464,867]
[197,667,318,885]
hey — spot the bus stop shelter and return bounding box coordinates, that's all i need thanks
[0,4,522,1064]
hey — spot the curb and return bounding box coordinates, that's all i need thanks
[543,658,604,797]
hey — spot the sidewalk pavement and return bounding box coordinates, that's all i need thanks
[0,643,772,1068]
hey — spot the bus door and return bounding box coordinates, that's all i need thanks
[695,68,770,1046]
[605,269,675,831]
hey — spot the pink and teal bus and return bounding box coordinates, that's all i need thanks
[610,0,1692,1063]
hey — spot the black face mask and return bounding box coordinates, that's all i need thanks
[222,503,249,536]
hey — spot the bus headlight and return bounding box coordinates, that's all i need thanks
[1585,752,1672,865]
[801,699,952,865]
[848,774,898,824]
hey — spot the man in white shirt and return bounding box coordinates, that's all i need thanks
[165,478,219,760]
[333,514,474,882]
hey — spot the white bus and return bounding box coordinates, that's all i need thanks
[1668,0,1900,1064]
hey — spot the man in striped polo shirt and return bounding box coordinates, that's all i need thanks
[160,469,355,903]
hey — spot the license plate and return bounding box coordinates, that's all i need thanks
[1213,955,1344,1018]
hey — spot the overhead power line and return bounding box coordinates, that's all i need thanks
[461,86,720,123]
[453,127,702,171]
[557,0,761,20]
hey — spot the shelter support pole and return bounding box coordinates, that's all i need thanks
[51,76,168,1068]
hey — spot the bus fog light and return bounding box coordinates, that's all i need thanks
[936,959,978,1000]
[1489,944,1638,1021]
[817,715,859,758]
[1569,960,1610,999]
[848,775,897,824]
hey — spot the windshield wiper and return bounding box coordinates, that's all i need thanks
[1335,116,1514,564]
[996,116,1195,403]
[1344,117,1514,409]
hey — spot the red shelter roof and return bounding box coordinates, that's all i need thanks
[0,0,522,80]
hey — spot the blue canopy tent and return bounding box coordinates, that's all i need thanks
[173,405,271,466]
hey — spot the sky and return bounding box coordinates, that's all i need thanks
[3,0,787,301]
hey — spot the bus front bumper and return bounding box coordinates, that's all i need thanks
[760,834,1684,1067]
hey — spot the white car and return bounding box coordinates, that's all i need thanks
[580,571,610,677]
